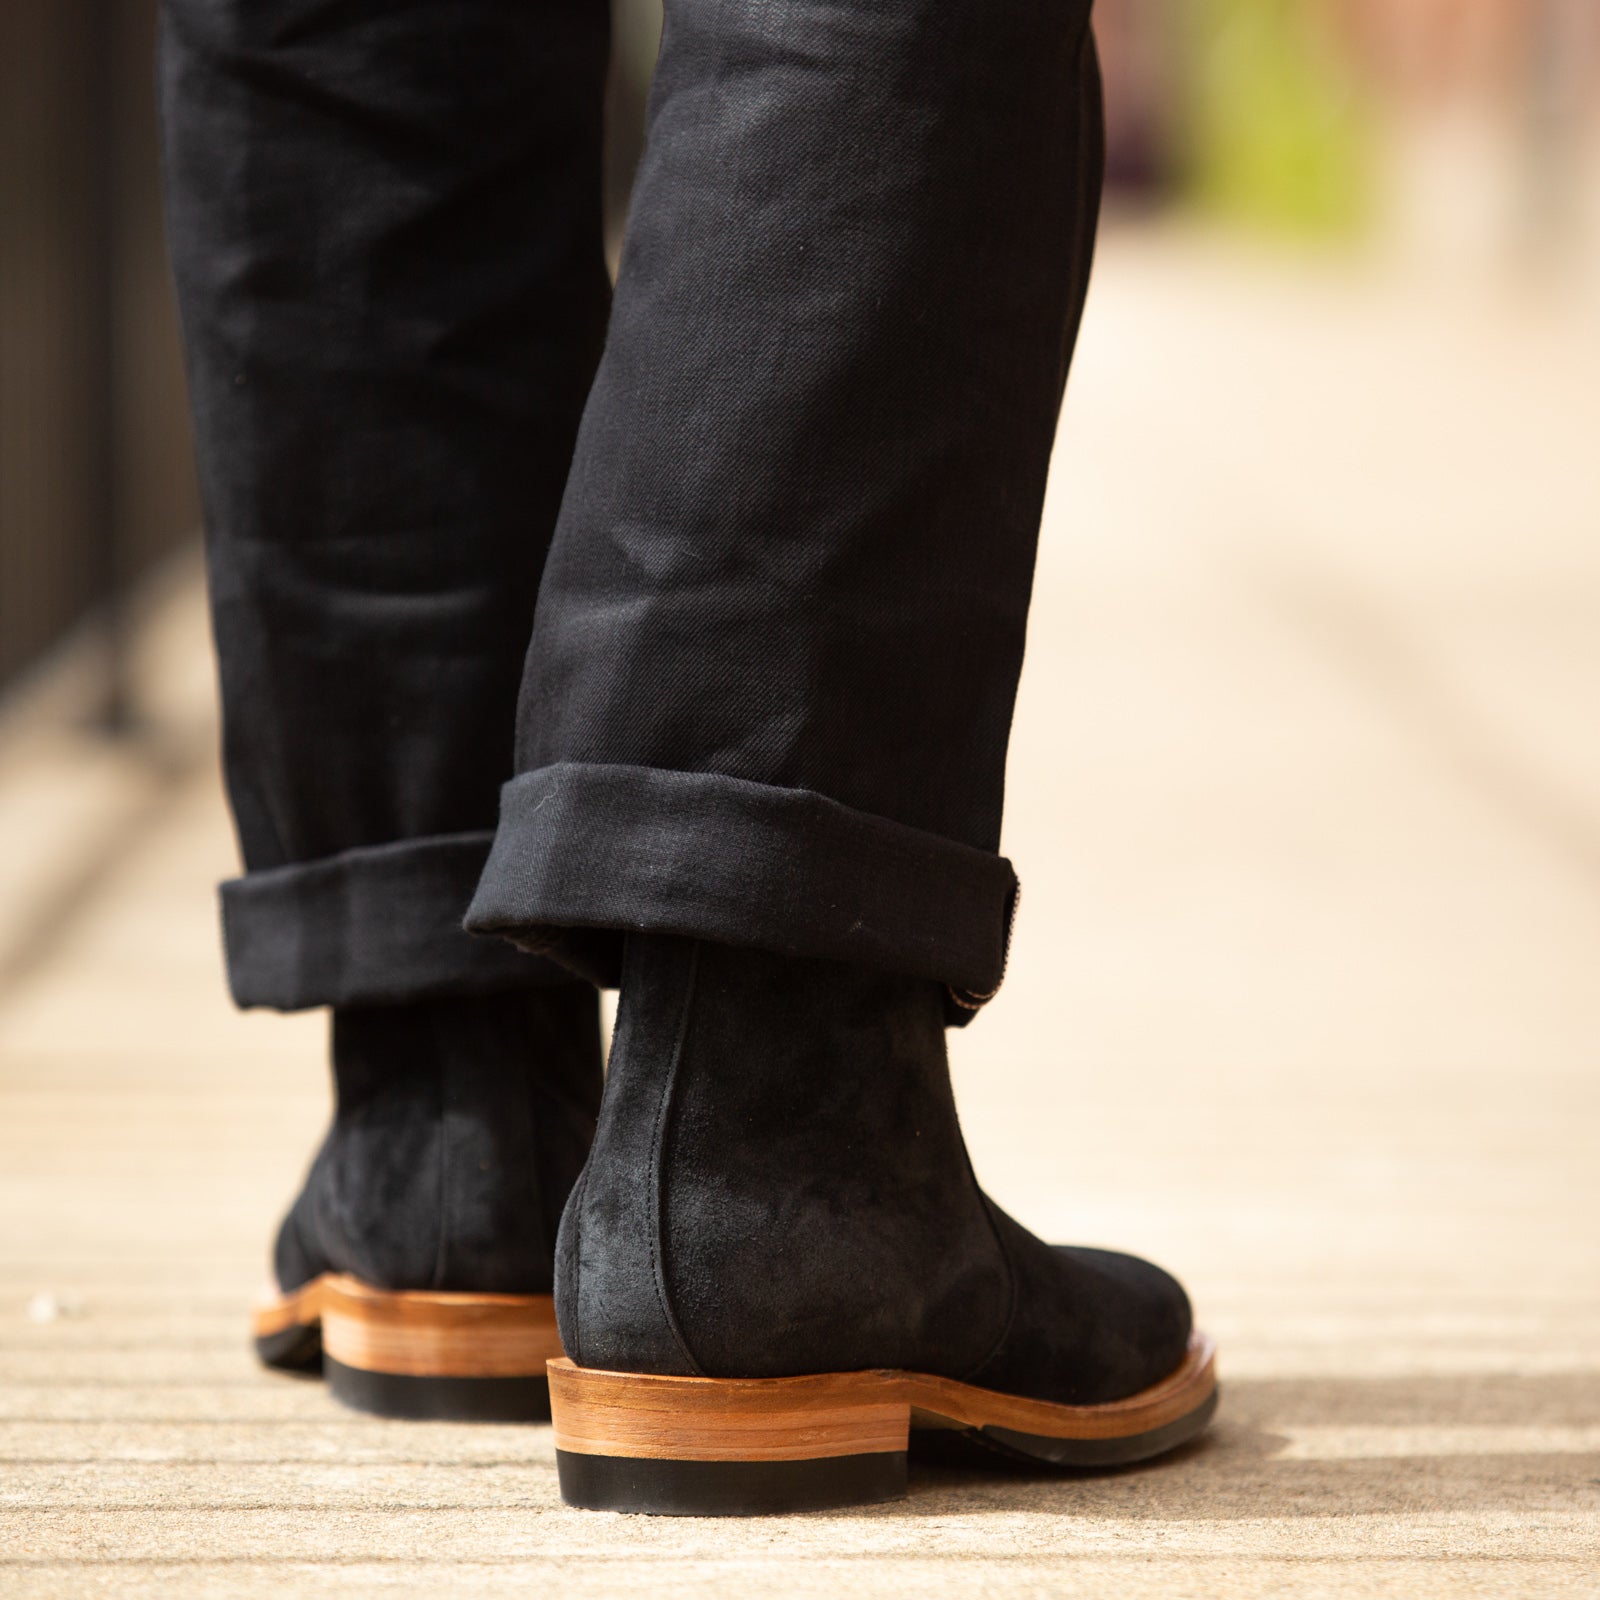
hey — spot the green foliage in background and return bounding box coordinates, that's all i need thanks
[1181,0,1373,236]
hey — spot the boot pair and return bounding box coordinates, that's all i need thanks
[254,937,1216,1514]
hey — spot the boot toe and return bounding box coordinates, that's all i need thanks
[1053,1244,1193,1400]
[964,1207,1196,1407]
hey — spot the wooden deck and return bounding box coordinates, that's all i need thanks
[2,230,1597,1595]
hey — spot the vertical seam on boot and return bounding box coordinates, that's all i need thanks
[276,1186,320,1294]
[959,1192,1021,1385]
[648,941,707,1377]
[564,1160,590,1368]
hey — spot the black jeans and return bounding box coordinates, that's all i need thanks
[160,0,1104,1022]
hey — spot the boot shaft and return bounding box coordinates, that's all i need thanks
[556,936,1010,1377]
[278,985,602,1295]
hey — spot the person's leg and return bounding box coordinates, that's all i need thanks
[158,0,610,1417]
[467,0,1214,1508]
[467,0,1105,1005]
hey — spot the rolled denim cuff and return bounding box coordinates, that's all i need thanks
[464,762,1017,1021]
[222,831,570,1011]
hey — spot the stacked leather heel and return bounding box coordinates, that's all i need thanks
[546,1337,1217,1515]
[254,1274,564,1421]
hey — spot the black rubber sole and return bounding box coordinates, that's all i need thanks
[255,1322,552,1421]
[325,1357,552,1422]
[556,1449,909,1516]
[254,1324,323,1376]
[975,1385,1220,1467]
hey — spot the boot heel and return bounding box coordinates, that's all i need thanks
[253,1274,563,1421]
[548,1359,910,1515]
[550,1334,1220,1514]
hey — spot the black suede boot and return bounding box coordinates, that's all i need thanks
[253,984,602,1420]
[549,936,1216,1513]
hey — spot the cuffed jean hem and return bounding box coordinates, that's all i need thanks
[463,762,1019,1023]
[221,832,573,1011]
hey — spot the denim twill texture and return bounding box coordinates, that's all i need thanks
[161,0,1104,1015]
[159,0,611,1007]
[467,0,1105,1016]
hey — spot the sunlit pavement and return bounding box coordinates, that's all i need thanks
[2,226,1597,1596]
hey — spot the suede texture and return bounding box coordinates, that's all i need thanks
[557,936,1192,1405]
[275,985,602,1296]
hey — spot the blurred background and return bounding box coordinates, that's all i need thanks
[2,3,1598,1589]
[4,0,1597,723]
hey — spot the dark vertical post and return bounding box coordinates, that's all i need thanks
[84,0,133,735]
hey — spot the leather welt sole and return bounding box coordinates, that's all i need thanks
[251,1273,562,1421]
[549,1330,1218,1515]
